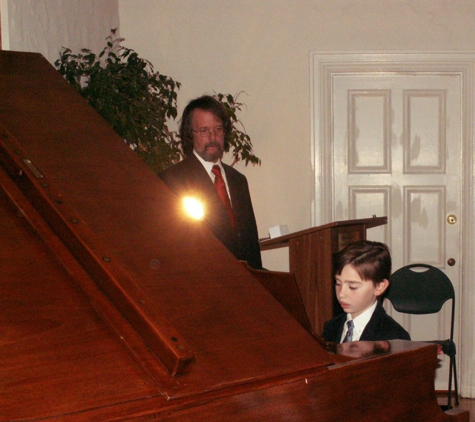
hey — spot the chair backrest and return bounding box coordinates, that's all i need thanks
[386,264,458,408]
[386,264,455,315]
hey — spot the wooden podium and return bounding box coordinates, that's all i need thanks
[260,217,387,334]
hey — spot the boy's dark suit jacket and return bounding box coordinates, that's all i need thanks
[159,154,262,269]
[321,302,411,343]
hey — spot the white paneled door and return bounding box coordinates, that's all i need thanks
[312,53,475,395]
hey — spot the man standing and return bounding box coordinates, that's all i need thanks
[159,95,262,269]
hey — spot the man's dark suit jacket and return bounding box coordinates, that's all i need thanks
[159,154,262,269]
[321,302,411,343]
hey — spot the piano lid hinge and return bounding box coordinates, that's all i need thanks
[22,158,44,179]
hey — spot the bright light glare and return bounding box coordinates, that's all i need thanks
[182,196,204,220]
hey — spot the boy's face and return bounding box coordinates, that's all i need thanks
[335,264,389,318]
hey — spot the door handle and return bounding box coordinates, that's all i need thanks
[447,214,457,225]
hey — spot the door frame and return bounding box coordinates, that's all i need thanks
[311,51,475,398]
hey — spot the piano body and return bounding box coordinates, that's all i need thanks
[0,51,468,421]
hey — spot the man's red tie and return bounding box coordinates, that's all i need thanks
[212,165,235,227]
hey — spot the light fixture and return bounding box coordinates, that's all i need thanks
[182,196,204,221]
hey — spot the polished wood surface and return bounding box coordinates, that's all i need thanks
[0,50,469,421]
[451,398,475,422]
[260,216,387,333]
[242,262,316,336]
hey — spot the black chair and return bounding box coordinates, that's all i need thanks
[386,263,459,409]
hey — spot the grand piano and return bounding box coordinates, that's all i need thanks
[0,51,469,421]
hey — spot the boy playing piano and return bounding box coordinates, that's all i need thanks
[322,240,410,343]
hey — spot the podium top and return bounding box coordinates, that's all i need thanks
[260,216,387,250]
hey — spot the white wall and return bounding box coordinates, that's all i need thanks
[118,0,475,270]
[2,0,474,271]
[1,0,119,65]
[2,0,474,396]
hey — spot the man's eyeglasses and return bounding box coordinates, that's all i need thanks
[192,126,224,138]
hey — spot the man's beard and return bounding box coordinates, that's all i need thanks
[198,141,224,162]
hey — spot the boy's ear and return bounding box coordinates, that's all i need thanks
[375,279,389,297]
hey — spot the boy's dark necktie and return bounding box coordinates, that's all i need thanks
[342,320,354,343]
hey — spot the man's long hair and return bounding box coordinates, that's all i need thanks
[179,95,232,156]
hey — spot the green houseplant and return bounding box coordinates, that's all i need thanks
[55,30,260,173]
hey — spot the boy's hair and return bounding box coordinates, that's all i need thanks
[334,240,391,286]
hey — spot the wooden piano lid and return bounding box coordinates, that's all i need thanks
[0,50,331,404]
